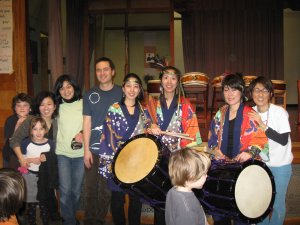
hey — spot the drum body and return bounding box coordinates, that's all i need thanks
[195,160,275,224]
[212,75,224,87]
[112,134,171,210]
[243,75,258,86]
[147,80,161,96]
[181,72,209,86]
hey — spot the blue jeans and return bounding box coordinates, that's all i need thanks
[57,155,84,225]
[258,164,292,225]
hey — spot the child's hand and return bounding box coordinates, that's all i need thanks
[19,158,29,168]
[40,154,46,162]
[28,157,41,165]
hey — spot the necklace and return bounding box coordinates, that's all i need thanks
[258,104,270,126]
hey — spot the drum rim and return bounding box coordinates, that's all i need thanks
[111,133,165,186]
[182,72,208,78]
[202,159,276,224]
[236,160,276,223]
[147,79,161,84]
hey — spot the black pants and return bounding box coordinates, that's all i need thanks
[111,191,142,225]
[84,153,111,225]
[47,188,60,219]
[27,202,49,225]
[212,215,249,225]
[154,208,166,225]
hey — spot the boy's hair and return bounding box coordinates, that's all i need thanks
[30,117,49,136]
[12,93,32,113]
[0,168,25,222]
[168,148,211,187]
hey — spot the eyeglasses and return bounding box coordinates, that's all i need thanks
[253,88,269,95]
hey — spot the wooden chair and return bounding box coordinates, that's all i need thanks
[211,75,224,119]
[271,80,286,109]
[181,72,209,128]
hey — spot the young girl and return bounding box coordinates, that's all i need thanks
[20,117,56,225]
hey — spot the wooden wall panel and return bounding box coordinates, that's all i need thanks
[0,0,28,150]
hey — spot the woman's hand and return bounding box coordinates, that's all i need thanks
[27,157,41,165]
[147,124,162,136]
[211,148,226,161]
[74,132,83,143]
[248,111,266,129]
[234,152,252,163]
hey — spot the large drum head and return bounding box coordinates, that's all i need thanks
[235,163,274,219]
[114,137,158,184]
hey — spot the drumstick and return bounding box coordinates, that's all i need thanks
[161,131,190,137]
[161,131,194,141]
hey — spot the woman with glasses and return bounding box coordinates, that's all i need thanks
[208,73,269,225]
[248,76,293,225]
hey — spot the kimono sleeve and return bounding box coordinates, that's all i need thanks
[180,99,202,148]
[98,105,123,178]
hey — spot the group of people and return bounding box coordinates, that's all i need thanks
[1,56,293,225]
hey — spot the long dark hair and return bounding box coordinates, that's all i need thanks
[159,66,181,108]
[34,91,59,118]
[54,74,82,104]
[121,73,144,105]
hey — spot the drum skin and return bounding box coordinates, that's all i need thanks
[112,133,172,209]
[194,159,276,224]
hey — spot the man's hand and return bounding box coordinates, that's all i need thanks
[84,150,93,168]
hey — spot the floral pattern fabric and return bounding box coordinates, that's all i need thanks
[149,96,202,152]
[208,104,269,161]
[98,103,151,178]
